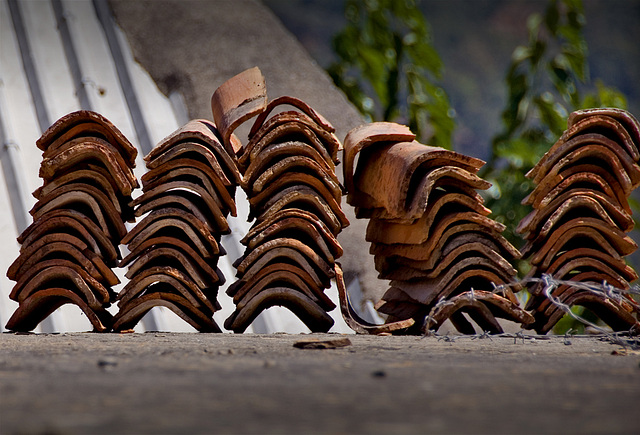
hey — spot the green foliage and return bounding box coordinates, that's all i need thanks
[482,0,627,250]
[551,305,600,335]
[328,0,454,148]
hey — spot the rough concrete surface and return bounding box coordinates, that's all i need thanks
[0,332,638,434]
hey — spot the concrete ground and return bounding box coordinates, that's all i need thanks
[1,332,639,434]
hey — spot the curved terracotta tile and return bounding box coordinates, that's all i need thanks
[250,180,345,223]
[569,109,640,153]
[243,140,335,187]
[120,235,219,272]
[239,121,335,171]
[211,67,267,156]
[527,144,635,192]
[30,186,126,241]
[234,246,335,285]
[227,262,327,298]
[564,112,639,160]
[13,245,117,290]
[241,228,335,268]
[142,165,236,217]
[233,268,335,312]
[523,170,629,214]
[333,263,416,334]
[43,135,136,180]
[532,289,639,334]
[130,182,229,233]
[255,185,348,234]
[524,217,637,264]
[529,133,640,183]
[247,155,340,193]
[39,139,137,195]
[549,257,633,287]
[353,179,485,222]
[354,160,489,221]
[10,261,113,306]
[11,265,112,310]
[234,237,333,276]
[8,240,113,285]
[518,191,633,237]
[144,119,240,182]
[376,241,517,281]
[374,286,428,322]
[113,292,221,332]
[141,157,236,214]
[133,192,229,235]
[343,122,415,195]
[224,287,334,333]
[365,192,491,244]
[369,213,507,261]
[242,215,342,259]
[386,257,515,305]
[249,95,335,136]
[527,275,631,319]
[124,246,221,288]
[528,247,636,282]
[17,209,119,265]
[118,267,219,314]
[351,140,483,201]
[33,168,130,219]
[18,231,88,256]
[145,141,235,187]
[5,287,112,332]
[424,290,534,334]
[249,172,342,208]
[121,209,221,257]
[8,259,113,305]
[36,110,137,164]
[246,111,340,165]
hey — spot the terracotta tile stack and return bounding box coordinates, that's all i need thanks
[344,122,533,334]
[5,111,137,332]
[113,120,240,332]
[211,68,349,333]
[519,108,640,333]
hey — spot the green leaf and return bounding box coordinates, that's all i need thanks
[328,0,454,146]
[545,0,560,35]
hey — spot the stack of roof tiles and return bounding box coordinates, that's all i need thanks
[113,120,240,332]
[344,122,533,334]
[518,108,640,334]
[211,67,349,333]
[5,111,137,332]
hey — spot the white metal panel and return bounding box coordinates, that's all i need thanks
[0,162,22,332]
[60,0,138,144]
[0,0,40,213]
[20,0,79,124]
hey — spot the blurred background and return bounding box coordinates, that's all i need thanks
[266,0,639,160]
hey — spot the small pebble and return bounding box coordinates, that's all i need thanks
[97,358,118,370]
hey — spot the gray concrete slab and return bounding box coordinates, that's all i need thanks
[1,332,638,434]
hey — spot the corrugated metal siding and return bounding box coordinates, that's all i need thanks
[0,0,353,334]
